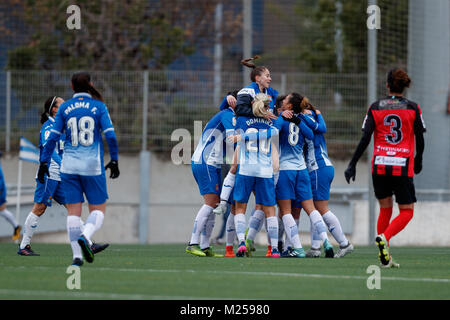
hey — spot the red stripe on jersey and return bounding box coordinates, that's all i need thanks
[376,165,385,175]
[392,165,402,176]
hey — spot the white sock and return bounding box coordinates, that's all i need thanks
[225,212,236,246]
[0,208,18,228]
[246,209,265,241]
[322,211,348,247]
[67,216,82,259]
[200,212,216,249]
[189,204,213,245]
[310,222,322,249]
[234,213,246,243]
[282,214,302,249]
[82,210,104,242]
[266,216,279,249]
[309,210,329,243]
[220,172,236,202]
[20,212,39,249]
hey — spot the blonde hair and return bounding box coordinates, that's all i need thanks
[252,93,271,118]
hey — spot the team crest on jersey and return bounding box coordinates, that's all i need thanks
[232,117,236,127]
[45,130,50,140]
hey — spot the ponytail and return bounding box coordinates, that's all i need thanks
[241,56,269,82]
[41,96,57,124]
[71,72,104,102]
[252,93,271,118]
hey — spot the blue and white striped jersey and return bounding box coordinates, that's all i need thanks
[191,107,235,168]
[276,115,314,171]
[236,116,279,178]
[40,93,118,176]
[38,117,64,181]
[303,113,333,172]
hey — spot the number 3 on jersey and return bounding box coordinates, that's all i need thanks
[384,114,403,144]
[67,116,95,146]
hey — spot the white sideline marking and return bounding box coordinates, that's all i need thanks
[4,265,449,284]
[0,289,218,300]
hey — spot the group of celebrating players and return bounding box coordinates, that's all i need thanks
[186,56,426,268]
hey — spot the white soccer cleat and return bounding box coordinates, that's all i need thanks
[213,201,228,215]
[334,243,354,258]
[306,248,321,258]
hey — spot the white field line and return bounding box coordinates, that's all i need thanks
[0,289,218,300]
[2,265,450,284]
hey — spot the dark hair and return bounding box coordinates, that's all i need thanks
[387,68,411,93]
[71,72,104,102]
[288,92,305,114]
[41,96,57,124]
[241,56,269,82]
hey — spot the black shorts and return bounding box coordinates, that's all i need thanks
[372,174,417,204]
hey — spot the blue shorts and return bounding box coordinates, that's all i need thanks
[191,162,221,195]
[309,166,334,201]
[61,173,108,205]
[276,169,312,202]
[234,174,276,206]
[34,178,66,206]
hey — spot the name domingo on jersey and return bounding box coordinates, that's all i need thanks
[64,101,98,115]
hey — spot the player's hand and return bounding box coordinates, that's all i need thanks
[263,112,277,122]
[37,162,49,184]
[226,95,237,108]
[414,156,422,174]
[227,135,241,144]
[105,160,120,179]
[344,164,356,184]
[303,109,313,115]
[281,110,293,119]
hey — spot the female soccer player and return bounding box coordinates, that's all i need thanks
[300,97,353,258]
[228,93,281,258]
[186,97,236,257]
[0,153,21,241]
[214,57,278,213]
[38,72,119,266]
[18,96,109,256]
[272,93,317,258]
[18,96,65,256]
[345,68,425,267]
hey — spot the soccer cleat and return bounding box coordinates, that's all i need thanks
[236,241,247,257]
[202,246,224,257]
[375,234,390,266]
[381,256,400,269]
[225,245,235,257]
[91,242,109,255]
[17,244,40,256]
[323,239,334,258]
[306,247,321,258]
[281,247,293,257]
[71,258,83,267]
[213,202,228,215]
[12,225,21,241]
[245,239,254,257]
[334,242,354,258]
[291,248,306,258]
[265,245,272,257]
[271,248,281,258]
[185,244,206,257]
[77,235,94,263]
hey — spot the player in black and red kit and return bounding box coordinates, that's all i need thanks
[345,68,426,267]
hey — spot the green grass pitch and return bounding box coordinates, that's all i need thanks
[0,243,449,300]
